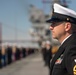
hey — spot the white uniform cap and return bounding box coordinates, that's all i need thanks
[46,3,76,24]
[46,41,51,45]
[54,3,76,18]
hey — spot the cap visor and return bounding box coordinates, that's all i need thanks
[46,18,53,23]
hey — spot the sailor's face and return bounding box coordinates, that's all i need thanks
[49,22,66,40]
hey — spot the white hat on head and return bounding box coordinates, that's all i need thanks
[46,40,51,45]
[54,3,76,18]
[46,3,76,24]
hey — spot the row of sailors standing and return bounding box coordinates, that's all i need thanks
[0,45,37,68]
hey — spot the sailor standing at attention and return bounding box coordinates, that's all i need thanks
[46,3,76,75]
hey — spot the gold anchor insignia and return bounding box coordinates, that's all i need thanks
[73,65,76,75]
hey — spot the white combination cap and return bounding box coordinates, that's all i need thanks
[46,3,76,24]
[46,40,51,45]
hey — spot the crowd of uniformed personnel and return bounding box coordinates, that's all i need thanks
[0,45,38,69]
[41,41,59,64]
[41,40,59,74]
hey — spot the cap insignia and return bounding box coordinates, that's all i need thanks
[67,18,70,21]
